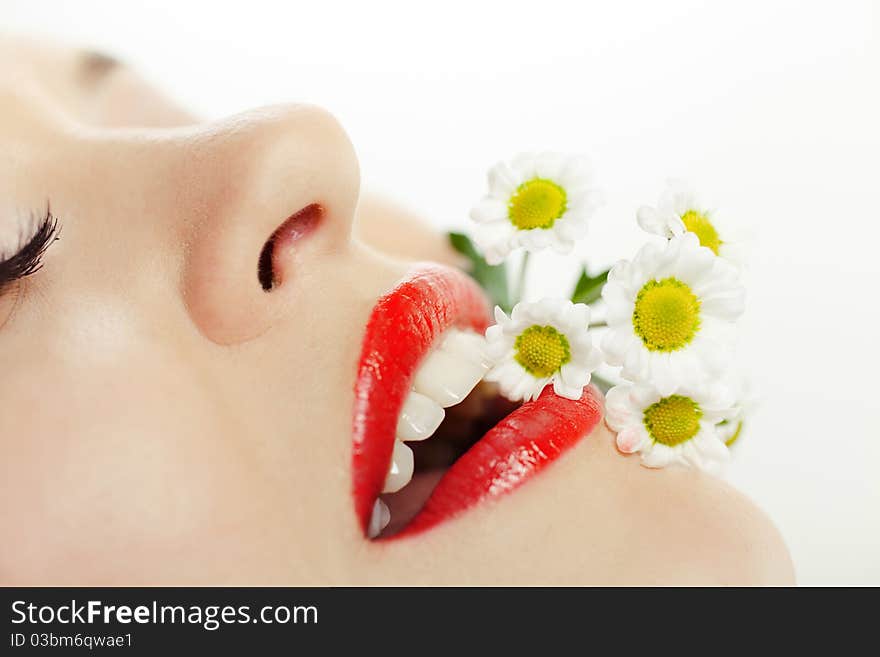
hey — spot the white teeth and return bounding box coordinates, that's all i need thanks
[412,330,490,408]
[382,440,414,493]
[367,498,391,539]
[440,329,492,368]
[397,391,445,441]
[375,329,489,516]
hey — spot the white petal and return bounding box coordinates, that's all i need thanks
[604,296,634,326]
[605,259,631,286]
[510,301,530,323]
[534,152,567,180]
[512,373,544,402]
[552,379,584,400]
[641,443,676,468]
[470,197,508,224]
[650,355,680,397]
[493,305,510,326]
[636,206,666,235]
[484,359,520,384]
[560,362,591,389]
[518,228,553,249]
[487,161,520,197]
[700,287,746,320]
[631,382,661,407]
[485,338,513,362]
[601,329,631,365]
[569,303,590,331]
[473,219,514,245]
[616,427,648,453]
[483,247,510,266]
[604,386,633,428]
[695,431,730,463]
[548,235,575,255]
[622,346,646,381]
[551,299,576,327]
[510,153,539,181]
[556,216,589,242]
[663,180,698,216]
[667,214,687,235]
[681,441,704,469]
[583,346,604,371]
[472,221,514,265]
[532,297,560,320]
[558,156,593,189]
[674,240,716,283]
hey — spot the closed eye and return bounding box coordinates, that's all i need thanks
[0,210,61,295]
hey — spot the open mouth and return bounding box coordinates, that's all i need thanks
[352,264,603,539]
[377,376,520,537]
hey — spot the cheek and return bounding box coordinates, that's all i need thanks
[0,350,282,583]
[0,283,22,329]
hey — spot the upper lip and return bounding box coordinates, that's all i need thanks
[351,264,603,537]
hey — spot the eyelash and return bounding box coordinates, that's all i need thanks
[0,210,61,294]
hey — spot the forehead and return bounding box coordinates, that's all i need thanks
[0,37,119,103]
[0,37,121,138]
[0,39,73,122]
[6,36,119,85]
[0,37,74,81]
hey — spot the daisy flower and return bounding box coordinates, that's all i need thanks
[601,233,745,395]
[606,380,736,469]
[469,153,603,265]
[636,180,743,264]
[484,298,603,402]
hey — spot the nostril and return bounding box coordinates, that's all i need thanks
[256,204,323,292]
[257,236,277,291]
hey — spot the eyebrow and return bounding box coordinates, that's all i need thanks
[77,50,122,88]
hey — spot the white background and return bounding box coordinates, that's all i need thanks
[3,0,878,585]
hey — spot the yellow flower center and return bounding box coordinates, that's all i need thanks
[514,325,571,377]
[681,209,722,255]
[507,178,567,230]
[643,395,703,447]
[632,277,701,352]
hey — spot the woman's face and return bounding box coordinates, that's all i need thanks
[1,37,416,582]
[1,37,787,586]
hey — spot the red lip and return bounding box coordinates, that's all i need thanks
[352,264,603,537]
[399,386,602,537]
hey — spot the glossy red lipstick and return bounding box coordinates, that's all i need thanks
[399,386,602,536]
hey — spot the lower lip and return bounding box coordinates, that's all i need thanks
[395,386,602,537]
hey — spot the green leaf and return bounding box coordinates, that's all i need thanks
[448,232,511,312]
[571,266,610,306]
[448,232,480,260]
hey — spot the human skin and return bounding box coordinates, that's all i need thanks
[0,36,794,585]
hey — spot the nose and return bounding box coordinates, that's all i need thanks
[179,104,360,344]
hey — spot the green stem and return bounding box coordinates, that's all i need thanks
[514,251,530,305]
